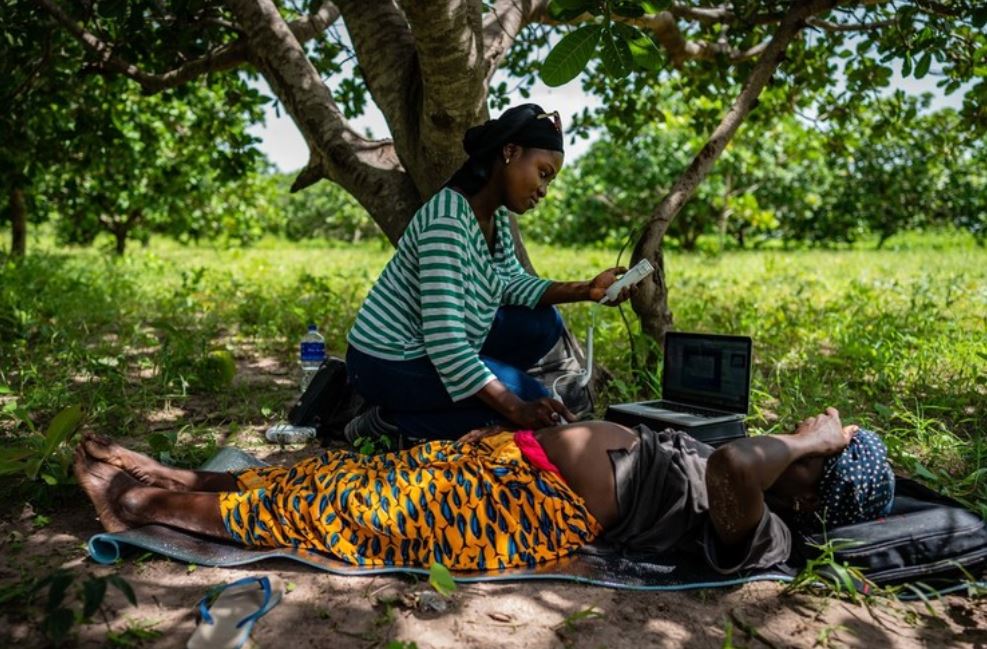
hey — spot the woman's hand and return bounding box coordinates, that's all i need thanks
[509,397,576,430]
[587,266,635,306]
[458,424,510,444]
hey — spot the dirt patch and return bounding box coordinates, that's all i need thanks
[1,499,984,649]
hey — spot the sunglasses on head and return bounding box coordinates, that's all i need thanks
[535,110,562,133]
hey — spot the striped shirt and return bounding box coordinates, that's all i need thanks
[347,188,553,402]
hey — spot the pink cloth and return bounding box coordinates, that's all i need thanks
[513,430,565,482]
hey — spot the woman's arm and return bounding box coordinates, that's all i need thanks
[537,267,633,306]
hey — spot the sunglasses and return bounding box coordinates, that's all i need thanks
[536,110,562,133]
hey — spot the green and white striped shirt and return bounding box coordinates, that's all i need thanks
[347,187,553,402]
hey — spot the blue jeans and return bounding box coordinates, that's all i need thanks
[346,305,562,440]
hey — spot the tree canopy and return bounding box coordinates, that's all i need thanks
[15,0,987,338]
[1,0,267,255]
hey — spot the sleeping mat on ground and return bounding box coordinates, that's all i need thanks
[86,448,986,594]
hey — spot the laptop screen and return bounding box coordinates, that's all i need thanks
[662,332,752,414]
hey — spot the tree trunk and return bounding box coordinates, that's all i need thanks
[114,229,127,255]
[102,209,142,256]
[630,0,836,347]
[718,172,733,251]
[9,187,27,257]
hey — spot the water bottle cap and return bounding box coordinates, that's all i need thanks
[307,324,317,332]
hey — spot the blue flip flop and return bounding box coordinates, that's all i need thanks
[187,575,285,649]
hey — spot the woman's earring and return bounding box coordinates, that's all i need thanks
[504,158,510,165]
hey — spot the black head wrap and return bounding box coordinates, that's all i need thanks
[446,103,564,194]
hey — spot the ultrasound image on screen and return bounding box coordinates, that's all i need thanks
[681,348,721,391]
[663,335,750,412]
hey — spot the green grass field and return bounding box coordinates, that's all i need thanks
[1,235,985,515]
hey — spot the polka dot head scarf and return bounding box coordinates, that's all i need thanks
[802,429,895,530]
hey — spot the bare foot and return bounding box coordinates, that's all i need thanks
[73,446,142,533]
[82,433,175,488]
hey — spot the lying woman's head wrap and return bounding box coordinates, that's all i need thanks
[445,103,564,194]
[801,429,896,530]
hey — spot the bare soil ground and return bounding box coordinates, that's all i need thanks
[2,349,985,648]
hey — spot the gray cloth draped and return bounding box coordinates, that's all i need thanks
[602,426,714,554]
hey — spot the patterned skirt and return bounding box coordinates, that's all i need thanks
[218,432,601,570]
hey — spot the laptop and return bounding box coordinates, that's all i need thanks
[604,332,752,445]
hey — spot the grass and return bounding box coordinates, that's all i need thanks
[0,235,985,516]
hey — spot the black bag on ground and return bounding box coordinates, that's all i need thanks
[288,357,365,443]
[796,477,987,587]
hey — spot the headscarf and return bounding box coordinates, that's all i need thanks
[800,429,896,530]
[445,103,564,194]
[462,103,564,157]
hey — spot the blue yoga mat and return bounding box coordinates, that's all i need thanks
[87,447,795,591]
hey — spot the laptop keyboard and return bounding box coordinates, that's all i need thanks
[652,401,729,418]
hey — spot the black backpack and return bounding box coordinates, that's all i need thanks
[797,477,987,588]
[288,357,366,444]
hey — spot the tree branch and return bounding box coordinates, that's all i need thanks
[395,0,489,194]
[914,0,963,18]
[806,16,896,32]
[223,0,419,244]
[641,0,841,243]
[332,1,421,186]
[483,0,549,84]
[34,0,340,93]
[667,2,733,25]
[626,12,772,66]
[288,1,341,42]
[631,0,841,342]
[532,4,775,68]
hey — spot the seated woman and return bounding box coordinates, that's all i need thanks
[76,408,894,573]
[343,103,632,442]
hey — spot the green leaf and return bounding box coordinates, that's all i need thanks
[613,22,662,71]
[0,445,36,463]
[428,562,457,597]
[547,2,586,20]
[561,606,604,630]
[912,462,937,482]
[914,52,932,79]
[82,577,107,620]
[830,563,858,594]
[107,575,137,606]
[41,607,75,644]
[46,572,74,612]
[540,25,602,87]
[600,27,633,78]
[147,431,177,455]
[25,458,42,482]
[42,405,83,460]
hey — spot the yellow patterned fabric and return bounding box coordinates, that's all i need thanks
[218,433,601,570]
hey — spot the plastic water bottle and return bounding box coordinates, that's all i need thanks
[265,423,317,445]
[299,324,325,392]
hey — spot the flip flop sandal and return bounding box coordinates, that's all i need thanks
[187,575,285,649]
